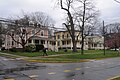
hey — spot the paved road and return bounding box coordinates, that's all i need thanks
[0,56,120,80]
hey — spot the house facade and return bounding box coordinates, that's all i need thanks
[3,28,104,51]
[3,27,56,50]
[87,35,104,50]
[55,31,104,50]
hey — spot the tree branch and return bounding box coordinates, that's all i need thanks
[63,23,72,37]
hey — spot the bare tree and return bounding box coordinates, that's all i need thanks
[0,23,6,47]
[0,23,3,47]
[6,16,40,51]
[5,12,54,51]
[114,0,120,3]
[75,0,99,54]
[28,12,55,27]
[108,23,120,50]
[59,0,77,52]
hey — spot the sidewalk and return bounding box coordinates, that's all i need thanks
[0,52,29,60]
[29,53,81,59]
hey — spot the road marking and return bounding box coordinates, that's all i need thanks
[64,70,71,72]
[29,75,38,78]
[3,59,15,61]
[3,59,9,61]
[107,76,120,80]
[48,72,56,75]
[16,58,24,60]
[75,68,81,70]
[28,60,37,62]
[4,78,15,80]
[85,67,90,68]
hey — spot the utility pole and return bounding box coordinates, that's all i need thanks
[103,21,105,55]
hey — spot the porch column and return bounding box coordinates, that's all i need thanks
[31,39,34,44]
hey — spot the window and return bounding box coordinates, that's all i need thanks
[99,44,102,47]
[67,41,69,44]
[53,42,56,45]
[54,36,56,40]
[35,40,39,44]
[41,31,44,36]
[67,34,69,38]
[58,35,60,39]
[94,44,97,47]
[62,35,64,39]
[12,41,14,45]
[41,40,45,44]
[62,41,65,45]
[58,41,60,46]
[28,40,31,43]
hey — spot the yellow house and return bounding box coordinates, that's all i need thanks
[55,30,104,51]
[55,31,88,50]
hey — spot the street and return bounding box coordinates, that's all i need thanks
[0,56,120,80]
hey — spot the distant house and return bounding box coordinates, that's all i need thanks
[54,30,104,50]
[87,35,104,50]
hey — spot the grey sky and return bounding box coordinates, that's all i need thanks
[0,0,120,27]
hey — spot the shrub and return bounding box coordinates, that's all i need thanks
[64,49,67,52]
[1,47,5,51]
[36,44,44,51]
[25,44,36,52]
[9,47,17,52]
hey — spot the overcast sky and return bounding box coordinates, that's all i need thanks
[0,0,120,27]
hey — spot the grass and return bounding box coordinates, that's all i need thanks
[1,50,118,57]
[47,52,120,59]
[0,50,71,57]
[0,50,120,63]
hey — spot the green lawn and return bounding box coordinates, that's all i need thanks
[0,50,119,58]
[0,50,120,63]
[47,52,120,59]
[0,50,71,57]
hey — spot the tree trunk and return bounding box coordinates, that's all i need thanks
[72,38,77,52]
[60,0,77,52]
[81,32,84,55]
[22,45,25,52]
[81,1,86,55]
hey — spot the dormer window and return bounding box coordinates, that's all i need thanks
[41,31,44,36]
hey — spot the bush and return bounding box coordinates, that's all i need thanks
[25,44,36,52]
[9,47,17,52]
[36,44,44,52]
[64,49,67,52]
[1,47,5,51]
